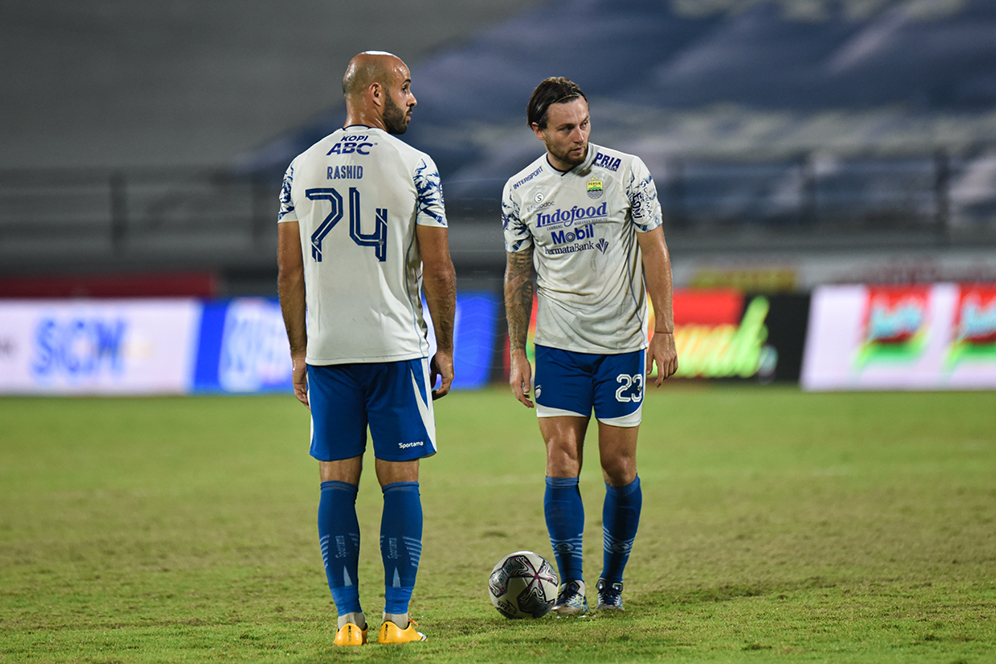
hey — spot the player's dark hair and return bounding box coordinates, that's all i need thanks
[527,77,587,130]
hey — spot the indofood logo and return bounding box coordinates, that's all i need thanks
[536,202,607,228]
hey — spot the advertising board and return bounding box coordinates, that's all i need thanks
[0,292,501,396]
[0,299,200,394]
[502,289,811,383]
[801,283,996,390]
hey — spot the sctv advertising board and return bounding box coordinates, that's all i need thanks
[0,294,499,395]
[801,283,996,390]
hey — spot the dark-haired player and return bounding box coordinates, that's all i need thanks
[502,77,678,615]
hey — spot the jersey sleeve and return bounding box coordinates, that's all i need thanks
[501,182,532,253]
[413,156,448,228]
[277,159,298,224]
[626,156,663,233]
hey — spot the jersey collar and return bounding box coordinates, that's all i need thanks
[548,143,598,177]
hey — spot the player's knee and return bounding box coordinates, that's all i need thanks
[601,457,636,487]
[546,447,581,477]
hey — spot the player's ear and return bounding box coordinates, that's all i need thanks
[530,122,544,140]
[369,81,383,107]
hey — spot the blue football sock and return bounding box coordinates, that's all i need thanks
[318,480,362,615]
[544,476,585,583]
[600,476,642,584]
[380,481,423,615]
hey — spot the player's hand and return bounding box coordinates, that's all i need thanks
[291,354,309,408]
[509,348,534,408]
[647,331,678,387]
[430,350,454,400]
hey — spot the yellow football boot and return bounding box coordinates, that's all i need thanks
[333,622,368,646]
[377,619,426,644]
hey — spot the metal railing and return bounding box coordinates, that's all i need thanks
[2,149,994,274]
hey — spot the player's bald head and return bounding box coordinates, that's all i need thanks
[342,51,407,98]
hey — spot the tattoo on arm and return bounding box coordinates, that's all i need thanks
[504,248,535,352]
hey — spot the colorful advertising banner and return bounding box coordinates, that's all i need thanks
[801,283,996,390]
[502,289,810,383]
[0,299,201,395]
[0,292,500,396]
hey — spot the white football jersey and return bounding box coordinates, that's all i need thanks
[278,126,447,364]
[502,143,663,353]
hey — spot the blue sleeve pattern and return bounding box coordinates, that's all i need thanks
[414,158,447,227]
[627,158,663,233]
[277,163,295,222]
[502,188,532,253]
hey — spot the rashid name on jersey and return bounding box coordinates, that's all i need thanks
[501,143,663,354]
[278,126,447,365]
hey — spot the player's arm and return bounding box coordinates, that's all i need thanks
[504,246,535,408]
[638,225,678,385]
[277,221,309,407]
[418,225,456,400]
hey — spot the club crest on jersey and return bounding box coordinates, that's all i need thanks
[586,178,603,199]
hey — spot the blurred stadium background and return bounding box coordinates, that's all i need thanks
[2,0,996,393]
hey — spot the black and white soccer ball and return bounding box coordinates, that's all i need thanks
[488,550,559,619]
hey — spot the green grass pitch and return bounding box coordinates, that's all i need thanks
[1,385,995,663]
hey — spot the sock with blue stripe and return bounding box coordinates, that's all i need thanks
[600,476,642,584]
[318,480,362,615]
[380,481,423,616]
[544,476,585,583]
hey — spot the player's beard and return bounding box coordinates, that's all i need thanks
[546,137,588,169]
[383,95,411,135]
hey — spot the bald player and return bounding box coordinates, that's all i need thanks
[277,51,456,646]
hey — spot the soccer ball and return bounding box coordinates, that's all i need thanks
[488,550,559,619]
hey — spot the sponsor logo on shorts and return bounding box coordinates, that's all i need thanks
[398,440,425,450]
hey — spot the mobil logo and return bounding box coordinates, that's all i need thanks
[31,316,127,379]
[551,223,595,245]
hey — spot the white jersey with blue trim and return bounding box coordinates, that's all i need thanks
[278,126,447,364]
[502,143,663,353]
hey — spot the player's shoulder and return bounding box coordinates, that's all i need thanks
[364,128,437,171]
[503,154,550,197]
[587,143,645,177]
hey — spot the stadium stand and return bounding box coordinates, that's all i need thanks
[2,0,995,294]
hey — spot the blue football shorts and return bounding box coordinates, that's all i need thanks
[533,345,645,427]
[307,358,437,462]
